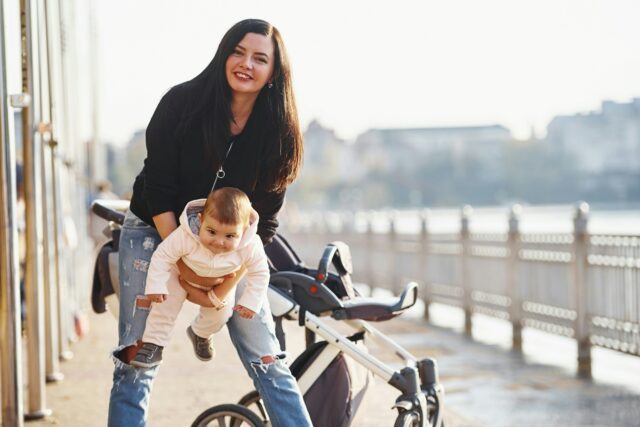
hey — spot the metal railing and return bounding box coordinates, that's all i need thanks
[282,203,640,378]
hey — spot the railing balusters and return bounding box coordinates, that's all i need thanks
[284,201,640,377]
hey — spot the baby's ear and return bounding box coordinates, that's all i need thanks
[197,212,202,221]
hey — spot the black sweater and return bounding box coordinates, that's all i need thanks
[129,84,285,243]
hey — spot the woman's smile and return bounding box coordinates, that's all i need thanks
[233,71,253,81]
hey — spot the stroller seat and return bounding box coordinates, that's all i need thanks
[338,283,417,321]
[270,271,417,321]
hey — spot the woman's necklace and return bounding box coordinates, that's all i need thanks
[210,140,235,192]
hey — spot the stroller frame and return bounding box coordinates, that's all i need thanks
[91,200,444,427]
[267,288,444,427]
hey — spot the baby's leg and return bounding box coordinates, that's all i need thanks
[142,266,187,347]
[191,292,235,339]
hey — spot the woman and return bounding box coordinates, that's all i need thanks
[108,19,312,427]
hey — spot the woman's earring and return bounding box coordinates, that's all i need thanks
[267,82,273,89]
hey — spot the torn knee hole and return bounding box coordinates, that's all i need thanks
[260,355,276,364]
[116,341,143,364]
[135,296,151,309]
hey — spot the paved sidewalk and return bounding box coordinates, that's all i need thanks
[26,301,640,426]
[26,304,475,427]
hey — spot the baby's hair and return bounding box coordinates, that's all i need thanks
[202,187,252,227]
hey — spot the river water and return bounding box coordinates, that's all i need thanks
[335,204,640,235]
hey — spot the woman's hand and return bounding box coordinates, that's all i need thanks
[176,259,235,287]
[233,305,256,319]
[147,294,167,303]
[178,278,214,307]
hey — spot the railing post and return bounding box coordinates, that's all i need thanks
[508,204,523,351]
[343,211,354,237]
[388,210,399,293]
[461,205,473,337]
[50,147,74,361]
[314,211,325,258]
[42,139,63,382]
[366,211,375,293]
[573,202,591,378]
[419,209,431,321]
[323,211,332,242]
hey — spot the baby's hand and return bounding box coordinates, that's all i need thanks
[233,305,255,319]
[147,294,167,303]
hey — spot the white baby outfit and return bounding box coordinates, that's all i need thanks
[142,198,269,346]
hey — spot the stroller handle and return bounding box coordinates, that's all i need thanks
[91,199,129,225]
[316,242,353,282]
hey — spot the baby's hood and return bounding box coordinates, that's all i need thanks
[180,199,206,243]
[237,209,260,249]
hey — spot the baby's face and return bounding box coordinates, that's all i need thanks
[198,214,244,255]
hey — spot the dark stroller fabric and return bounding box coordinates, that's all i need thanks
[91,240,116,314]
[289,335,371,427]
[264,233,305,272]
[290,341,330,377]
[265,234,359,300]
[305,354,353,427]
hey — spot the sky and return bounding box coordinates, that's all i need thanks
[95,0,640,146]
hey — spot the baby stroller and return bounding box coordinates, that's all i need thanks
[91,200,444,427]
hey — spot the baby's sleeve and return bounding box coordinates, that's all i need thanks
[236,237,270,314]
[145,228,193,295]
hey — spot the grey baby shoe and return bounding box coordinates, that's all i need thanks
[187,326,215,361]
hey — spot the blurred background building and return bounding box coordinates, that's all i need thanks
[106,98,640,211]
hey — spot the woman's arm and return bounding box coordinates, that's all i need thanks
[152,211,178,240]
[179,279,213,307]
[251,188,286,244]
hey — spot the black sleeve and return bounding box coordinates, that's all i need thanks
[251,187,286,245]
[143,88,182,217]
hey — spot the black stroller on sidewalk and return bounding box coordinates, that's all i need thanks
[91,200,444,427]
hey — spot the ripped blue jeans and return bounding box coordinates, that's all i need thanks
[108,210,312,427]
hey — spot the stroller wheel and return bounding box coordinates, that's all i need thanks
[394,410,420,427]
[191,403,264,427]
[238,391,270,425]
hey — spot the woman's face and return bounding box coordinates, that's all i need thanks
[225,32,275,97]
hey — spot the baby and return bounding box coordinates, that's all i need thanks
[131,187,269,368]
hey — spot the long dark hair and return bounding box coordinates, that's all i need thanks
[178,19,302,192]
